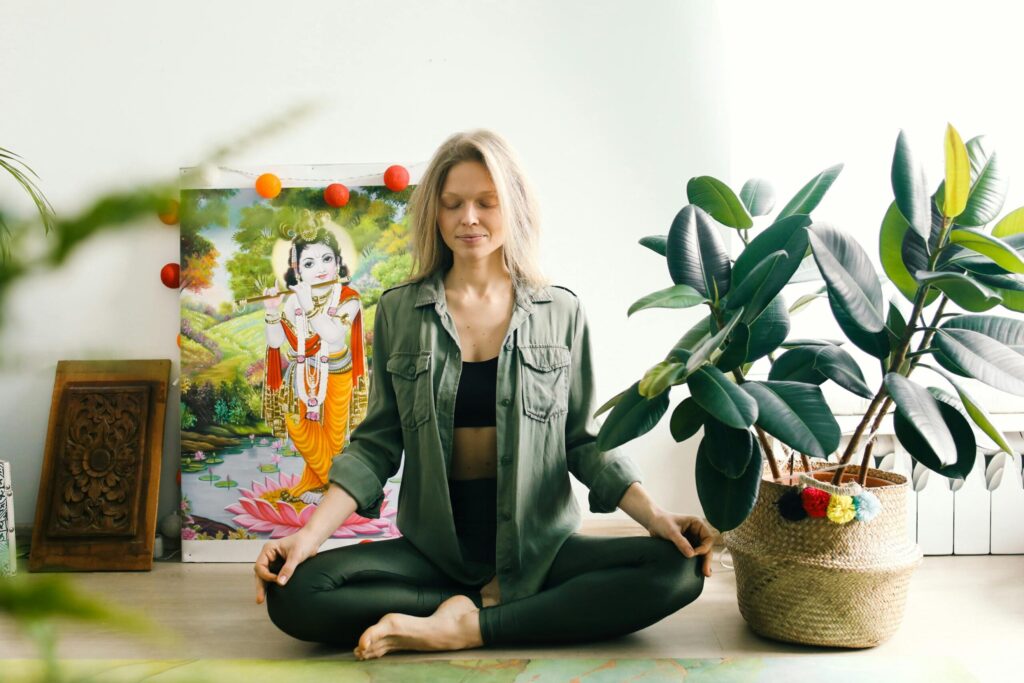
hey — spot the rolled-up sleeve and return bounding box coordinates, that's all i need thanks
[564,298,643,513]
[328,297,404,518]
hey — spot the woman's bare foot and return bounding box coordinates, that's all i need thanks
[353,594,482,660]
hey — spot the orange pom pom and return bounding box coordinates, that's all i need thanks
[255,173,282,199]
[383,165,409,192]
[158,199,179,225]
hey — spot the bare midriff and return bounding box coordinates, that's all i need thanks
[451,426,499,480]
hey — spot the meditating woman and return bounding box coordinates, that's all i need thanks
[261,229,367,502]
[254,129,713,659]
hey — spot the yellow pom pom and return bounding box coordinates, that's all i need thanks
[827,494,856,524]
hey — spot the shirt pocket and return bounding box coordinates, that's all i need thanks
[519,345,571,421]
[386,350,432,429]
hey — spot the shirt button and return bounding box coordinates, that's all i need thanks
[500,397,511,406]
[500,511,512,522]
[504,342,513,351]
[407,364,415,373]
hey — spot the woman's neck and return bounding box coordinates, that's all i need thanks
[444,254,512,300]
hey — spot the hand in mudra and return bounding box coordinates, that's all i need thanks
[262,286,283,311]
[645,512,716,577]
[290,281,314,313]
[254,531,321,604]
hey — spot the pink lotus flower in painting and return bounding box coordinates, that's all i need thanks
[225,472,399,539]
[270,454,282,465]
[194,450,206,461]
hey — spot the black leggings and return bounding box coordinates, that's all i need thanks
[265,479,705,647]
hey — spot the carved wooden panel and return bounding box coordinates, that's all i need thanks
[30,360,170,571]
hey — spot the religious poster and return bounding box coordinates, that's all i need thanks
[179,163,420,561]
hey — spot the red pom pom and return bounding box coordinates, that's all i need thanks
[255,173,282,199]
[160,262,180,289]
[383,164,409,191]
[324,183,350,207]
[801,487,830,518]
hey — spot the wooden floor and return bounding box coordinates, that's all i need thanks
[1,522,1021,682]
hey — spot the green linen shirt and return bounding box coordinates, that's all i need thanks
[327,269,643,602]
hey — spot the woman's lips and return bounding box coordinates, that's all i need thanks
[458,235,486,243]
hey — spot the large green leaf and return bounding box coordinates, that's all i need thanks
[940,233,1024,275]
[695,433,763,532]
[594,385,629,418]
[941,314,1024,346]
[670,396,706,443]
[743,294,790,362]
[741,381,841,459]
[777,164,844,220]
[739,178,776,217]
[596,381,671,450]
[788,287,825,315]
[884,373,958,466]
[893,388,977,479]
[914,271,1002,312]
[957,148,1007,227]
[639,360,687,398]
[667,314,715,361]
[733,215,812,283]
[702,418,757,478]
[880,201,920,301]
[924,363,1015,456]
[933,328,1024,396]
[687,176,753,229]
[685,310,744,375]
[828,290,891,358]
[725,250,787,313]
[687,366,758,429]
[997,287,1024,312]
[809,223,886,332]
[639,235,667,256]
[666,205,731,300]
[992,206,1024,238]
[768,344,873,398]
[974,272,1024,293]
[628,283,707,316]
[715,323,750,373]
[948,229,1024,274]
[891,130,932,240]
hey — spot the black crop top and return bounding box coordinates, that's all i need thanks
[453,356,498,428]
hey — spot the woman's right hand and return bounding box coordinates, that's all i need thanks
[254,530,321,604]
[263,287,283,312]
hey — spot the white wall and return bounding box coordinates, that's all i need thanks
[0,0,729,532]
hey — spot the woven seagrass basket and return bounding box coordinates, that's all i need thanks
[722,463,923,648]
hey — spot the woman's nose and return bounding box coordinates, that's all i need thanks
[461,204,479,225]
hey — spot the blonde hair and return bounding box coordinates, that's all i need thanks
[406,129,548,290]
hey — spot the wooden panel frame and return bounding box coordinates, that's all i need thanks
[29,360,170,571]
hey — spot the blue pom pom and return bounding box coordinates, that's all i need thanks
[854,490,882,522]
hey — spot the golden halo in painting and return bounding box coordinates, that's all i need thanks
[270,220,358,288]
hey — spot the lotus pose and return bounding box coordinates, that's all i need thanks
[262,229,367,502]
[254,130,713,659]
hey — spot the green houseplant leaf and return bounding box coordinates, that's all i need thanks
[880,201,921,302]
[685,309,744,375]
[669,396,706,442]
[768,343,874,398]
[942,123,970,219]
[891,129,932,240]
[893,387,977,479]
[923,363,1015,456]
[809,222,886,333]
[913,271,1002,312]
[666,205,732,300]
[992,206,1024,238]
[827,290,891,359]
[627,283,706,316]
[638,235,667,256]
[884,373,958,466]
[725,249,787,313]
[702,417,757,478]
[742,294,790,362]
[597,381,670,450]
[687,176,753,229]
[639,360,687,398]
[741,381,841,459]
[776,164,844,220]
[948,229,1024,274]
[957,147,1007,227]
[739,178,776,217]
[695,433,763,532]
[686,365,758,429]
[933,328,1024,396]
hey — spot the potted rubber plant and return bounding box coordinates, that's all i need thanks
[598,124,1024,648]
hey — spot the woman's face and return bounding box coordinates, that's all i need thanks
[437,160,505,264]
[297,243,340,283]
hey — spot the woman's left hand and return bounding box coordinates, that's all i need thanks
[645,511,716,577]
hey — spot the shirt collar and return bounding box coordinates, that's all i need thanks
[414,270,552,311]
